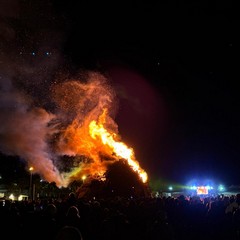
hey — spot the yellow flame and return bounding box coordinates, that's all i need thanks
[89,117,148,183]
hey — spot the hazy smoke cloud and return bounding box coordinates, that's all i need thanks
[0,0,69,186]
[0,76,65,186]
[0,1,146,188]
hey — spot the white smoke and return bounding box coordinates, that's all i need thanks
[0,76,66,186]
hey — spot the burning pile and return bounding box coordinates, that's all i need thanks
[0,71,148,188]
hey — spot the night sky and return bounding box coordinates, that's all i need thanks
[0,1,236,187]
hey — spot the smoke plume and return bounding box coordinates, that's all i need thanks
[0,1,147,187]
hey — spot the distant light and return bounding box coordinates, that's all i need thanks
[197,186,208,195]
[168,186,173,191]
[18,195,28,201]
[31,52,36,56]
[9,194,15,201]
[218,185,225,191]
[29,167,34,171]
[82,175,86,181]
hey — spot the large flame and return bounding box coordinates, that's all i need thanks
[89,109,148,183]
[54,74,148,185]
[59,107,148,185]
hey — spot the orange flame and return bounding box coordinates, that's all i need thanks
[60,108,148,184]
[89,109,148,183]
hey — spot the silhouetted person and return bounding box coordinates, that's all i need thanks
[39,203,60,240]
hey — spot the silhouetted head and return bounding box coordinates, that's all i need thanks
[66,205,80,218]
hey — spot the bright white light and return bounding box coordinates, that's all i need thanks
[168,186,173,191]
[18,195,28,201]
[9,194,15,201]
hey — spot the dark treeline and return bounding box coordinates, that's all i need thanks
[1,193,240,240]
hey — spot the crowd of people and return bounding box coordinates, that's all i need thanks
[1,192,240,240]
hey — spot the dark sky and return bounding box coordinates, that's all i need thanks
[0,1,236,187]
